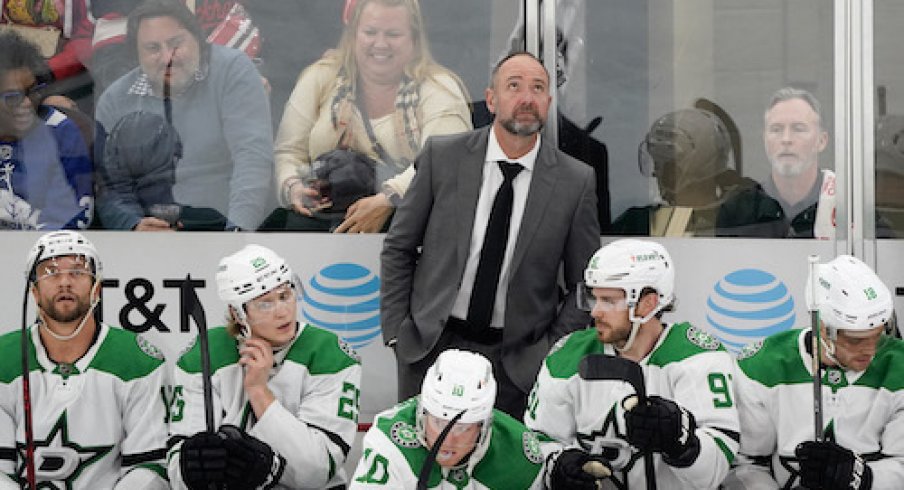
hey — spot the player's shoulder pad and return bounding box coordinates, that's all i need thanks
[285,323,360,375]
[90,325,165,381]
[176,326,239,375]
[647,322,726,368]
[545,328,604,379]
[854,336,904,391]
[736,329,810,387]
[473,411,547,486]
[0,330,39,383]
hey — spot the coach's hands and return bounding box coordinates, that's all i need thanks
[623,395,700,467]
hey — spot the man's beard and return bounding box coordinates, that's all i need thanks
[500,107,545,137]
[41,294,92,323]
[770,156,813,177]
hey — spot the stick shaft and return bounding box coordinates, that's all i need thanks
[808,255,823,441]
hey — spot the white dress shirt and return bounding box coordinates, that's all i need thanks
[450,127,540,328]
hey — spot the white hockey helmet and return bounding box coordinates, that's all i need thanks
[25,231,101,283]
[417,350,496,453]
[216,244,295,324]
[808,255,893,336]
[583,239,675,315]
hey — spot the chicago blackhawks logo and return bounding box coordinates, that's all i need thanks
[16,412,112,489]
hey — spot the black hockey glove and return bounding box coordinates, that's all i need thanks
[217,424,286,490]
[623,395,700,467]
[179,431,228,490]
[549,448,612,490]
[795,440,873,490]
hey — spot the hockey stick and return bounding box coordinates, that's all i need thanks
[807,255,823,442]
[416,409,466,490]
[579,354,656,490]
[180,276,215,432]
[20,246,43,490]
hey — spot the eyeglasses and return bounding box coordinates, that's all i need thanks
[246,286,295,313]
[1,83,47,109]
[424,413,481,436]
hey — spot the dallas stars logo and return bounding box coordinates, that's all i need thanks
[16,412,112,489]
[576,404,641,490]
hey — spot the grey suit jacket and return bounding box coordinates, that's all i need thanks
[380,126,600,391]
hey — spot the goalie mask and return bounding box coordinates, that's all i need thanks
[581,239,675,350]
[216,244,300,330]
[638,108,731,206]
[417,350,496,466]
[25,231,101,284]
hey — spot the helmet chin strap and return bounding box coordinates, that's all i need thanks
[615,304,659,353]
[38,282,101,342]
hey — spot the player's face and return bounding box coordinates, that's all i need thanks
[32,255,96,324]
[829,324,886,372]
[423,413,482,468]
[244,284,298,348]
[486,54,551,137]
[136,15,201,95]
[0,67,39,138]
[764,98,827,178]
[354,2,415,86]
[590,288,632,346]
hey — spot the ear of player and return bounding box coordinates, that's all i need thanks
[549,448,612,490]
[622,395,701,467]
[795,440,873,490]
[179,424,286,490]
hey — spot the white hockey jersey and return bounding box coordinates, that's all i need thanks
[167,324,362,489]
[730,328,904,490]
[0,323,168,489]
[350,398,554,489]
[525,323,740,489]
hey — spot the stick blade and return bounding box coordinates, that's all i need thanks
[578,353,646,398]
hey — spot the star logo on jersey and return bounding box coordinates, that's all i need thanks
[16,412,112,489]
[576,404,640,490]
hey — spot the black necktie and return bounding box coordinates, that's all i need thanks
[467,160,524,328]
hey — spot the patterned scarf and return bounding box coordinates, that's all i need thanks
[329,68,421,171]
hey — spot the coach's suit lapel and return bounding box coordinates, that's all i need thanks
[456,128,491,268]
[510,139,557,275]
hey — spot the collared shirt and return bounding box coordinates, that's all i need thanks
[127,66,208,97]
[450,127,540,328]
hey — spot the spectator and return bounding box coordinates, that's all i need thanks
[612,107,755,236]
[271,0,471,233]
[0,31,92,230]
[380,51,599,417]
[95,0,274,231]
[717,87,834,238]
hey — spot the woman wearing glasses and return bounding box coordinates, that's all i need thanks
[0,31,93,230]
[167,244,362,490]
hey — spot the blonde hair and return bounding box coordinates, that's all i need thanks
[333,0,469,99]
[224,309,243,338]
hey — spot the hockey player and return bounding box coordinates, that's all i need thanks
[0,230,168,489]
[526,238,740,489]
[350,349,557,489]
[167,244,362,489]
[726,255,904,490]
